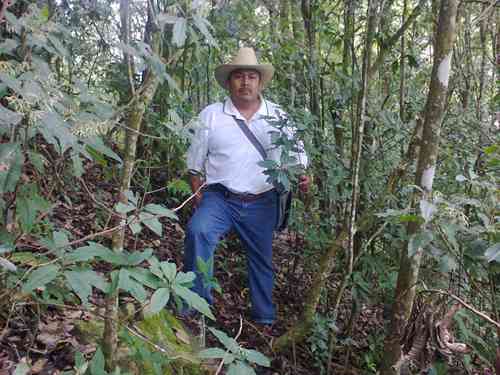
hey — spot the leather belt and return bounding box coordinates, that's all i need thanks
[205,184,273,202]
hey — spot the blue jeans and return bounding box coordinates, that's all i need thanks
[184,187,278,324]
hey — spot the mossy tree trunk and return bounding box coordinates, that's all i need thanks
[380,0,458,372]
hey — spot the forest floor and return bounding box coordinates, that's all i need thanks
[0,159,483,374]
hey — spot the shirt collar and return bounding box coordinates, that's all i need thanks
[222,96,276,121]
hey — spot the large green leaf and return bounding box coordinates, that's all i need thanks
[127,267,161,289]
[16,185,51,233]
[160,262,177,283]
[0,143,23,193]
[22,264,60,293]
[65,269,108,304]
[139,213,162,236]
[118,269,147,303]
[146,288,170,315]
[143,204,177,220]
[89,347,106,375]
[67,242,113,262]
[38,112,77,154]
[174,285,214,320]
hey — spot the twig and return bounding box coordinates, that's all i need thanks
[78,177,120,218]
[214,316,244,375]
[421,289,500,329]
[173,182,206,212]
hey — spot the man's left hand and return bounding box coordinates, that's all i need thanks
[298,175,311,193]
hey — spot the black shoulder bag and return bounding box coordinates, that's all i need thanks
[232,116,292,232]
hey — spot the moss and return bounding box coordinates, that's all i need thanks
[128,310,207,375]
[74,310,207,374]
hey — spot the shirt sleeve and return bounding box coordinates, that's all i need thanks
[186,112,210,175]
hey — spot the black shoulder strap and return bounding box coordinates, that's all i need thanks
[232,116,267,160]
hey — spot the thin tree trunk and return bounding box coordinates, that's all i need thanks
[380,0,458,372]
[102,1,162,369]
[399,0,407,122]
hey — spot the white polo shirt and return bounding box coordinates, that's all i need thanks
[186,97,308,194]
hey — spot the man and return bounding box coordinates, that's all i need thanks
[184,47,309,325]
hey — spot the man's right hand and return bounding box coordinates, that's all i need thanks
[189,174,204,211]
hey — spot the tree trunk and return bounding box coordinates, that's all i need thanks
[380,0,458,372]
[102,1,162,369]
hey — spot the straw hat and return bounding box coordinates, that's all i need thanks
[214,47,274,89]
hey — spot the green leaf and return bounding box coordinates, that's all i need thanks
[0,38,18,54]
[0,104,22,126]
[38,112,77,154]
[13,362,30,375]
[124,248,153,266]
[143,204,177,220]
[22,264,60,293]
[128,220,143,235]
[174,271,196,285]
[140,213,162,236]
[198,348,230,359]
[160,262,177,283]
[227,361,256,375]
[244,349,271,367]
[193,15,217,47]
[172,18,187,47]
[84,137,122,164]
[127,268,161,289]
[146,288,170,315]
[65,269,109,304]
[207,327,239,353]
[72,153,84,178]
[408,230,433,257]
[485,243,500,263]
[16,196,38,233]
[68,242,113,262]
[90,348,106,375]
[148,257,165,281]
[118,269,147,302]
[115,202,136,214]
[28,151,45,173]
[0,143,24,193]
[174,285,215,320]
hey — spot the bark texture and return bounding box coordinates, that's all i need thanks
[380,0,458,372]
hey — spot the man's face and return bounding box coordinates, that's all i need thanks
[228,69,262,103]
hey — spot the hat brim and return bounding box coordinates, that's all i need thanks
[214,64,274,89]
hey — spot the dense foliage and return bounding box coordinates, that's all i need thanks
[0,0,498,374]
